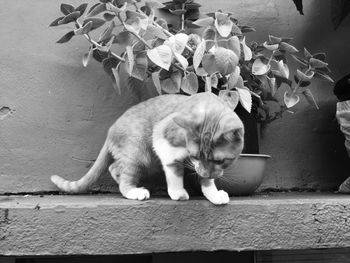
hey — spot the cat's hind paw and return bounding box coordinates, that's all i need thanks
[125,188,150,201]
[208,190,229,205]
[168,189,189,201]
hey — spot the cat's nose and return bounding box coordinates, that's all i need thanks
[200,171,210,178]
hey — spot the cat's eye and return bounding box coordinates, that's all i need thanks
[213,159,225,165]
[212,158,234,165]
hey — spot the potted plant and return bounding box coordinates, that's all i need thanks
[49,0,334,195]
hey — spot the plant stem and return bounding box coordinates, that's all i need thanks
[181,4,185,31]
[291,67,311,96]
[76,21,125,62]
[267,50,276,65]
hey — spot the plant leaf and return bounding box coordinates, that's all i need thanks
[228,66,241,90]
[83,17,106,30]
[303,88,319,109]
[49,16,64,27]
[304,48,312,60]
[82,47,93,67]
[75,21,94,35]
[114,31,135,46]
[75,3,88,16]
[202,53,217,75]
[169,9,187,16]
[284,91,300,108]
[111,63,122,95]
[296,69,314,81]
[237,87,252,113]
[145,0,165,9]
[152,71,162,95]
[193,39,206,71]
[193,17,214,27]
[181,72,199,94]
[104,13,116,21]
[227,36,241,58]
[219,90,239,110]
[58,11,81,25]
[266,76,277,96]
[241,37,252,61]
[214,47,239,75]
[103,56,121,77]
[309,57,328,68]
[174,53,188,70]
[214,12,233,37]
[240,25,256,33]
[161,75,181,94]
[202,26,216,40]
[99,21,115,42]
[92,49,108,62]
[252,59,271,75]
[277,60,290,79]
[294,75,311,87]
[126,46,134,76]
[147,44,173,70]
[292,0,304,15]
[146,24,168,40]
[87,3,106,17]
[313,52,327,62]
[291,54,308,67]
[269,35,282,44]
[60,3,74,15]
[165,33,189,55]
[131,51,148,81]
[263,41,279,51]
[279,42,299,53]
[56,31,75,43]
[313,71,335,82]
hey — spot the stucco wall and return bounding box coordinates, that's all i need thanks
[0,0,349,193]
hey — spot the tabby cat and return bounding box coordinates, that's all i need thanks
[51,92,244,205]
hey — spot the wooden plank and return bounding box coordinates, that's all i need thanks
[1,193,350,256]
[256,248,350,263]
[0,257,15,263]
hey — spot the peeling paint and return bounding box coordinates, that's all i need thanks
[0,107,14,120]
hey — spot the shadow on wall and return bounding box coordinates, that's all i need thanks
[258,0,350,190]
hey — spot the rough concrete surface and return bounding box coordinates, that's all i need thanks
[0,0,350,193]
[0,193,350,256]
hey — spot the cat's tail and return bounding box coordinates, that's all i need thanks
[51,141,111,193]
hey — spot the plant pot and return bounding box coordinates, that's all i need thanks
[215,153,271,195]
[185,154,271,196]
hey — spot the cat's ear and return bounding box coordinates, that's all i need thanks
[223,127,244,142]
[173,115,192,129]
[173,115,196,131]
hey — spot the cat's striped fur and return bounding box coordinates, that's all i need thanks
[51,92,244,205]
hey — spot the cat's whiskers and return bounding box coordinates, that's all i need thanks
[174,159,195,171]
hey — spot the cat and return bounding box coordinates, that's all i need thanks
[51,92,244,205]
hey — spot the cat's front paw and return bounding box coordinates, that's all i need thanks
[168,188,189,201]
[125,188,150,201]
[207,190,229,205]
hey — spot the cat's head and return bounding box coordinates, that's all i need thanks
[173,93,244,179]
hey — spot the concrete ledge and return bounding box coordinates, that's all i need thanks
[1,193,350,256]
